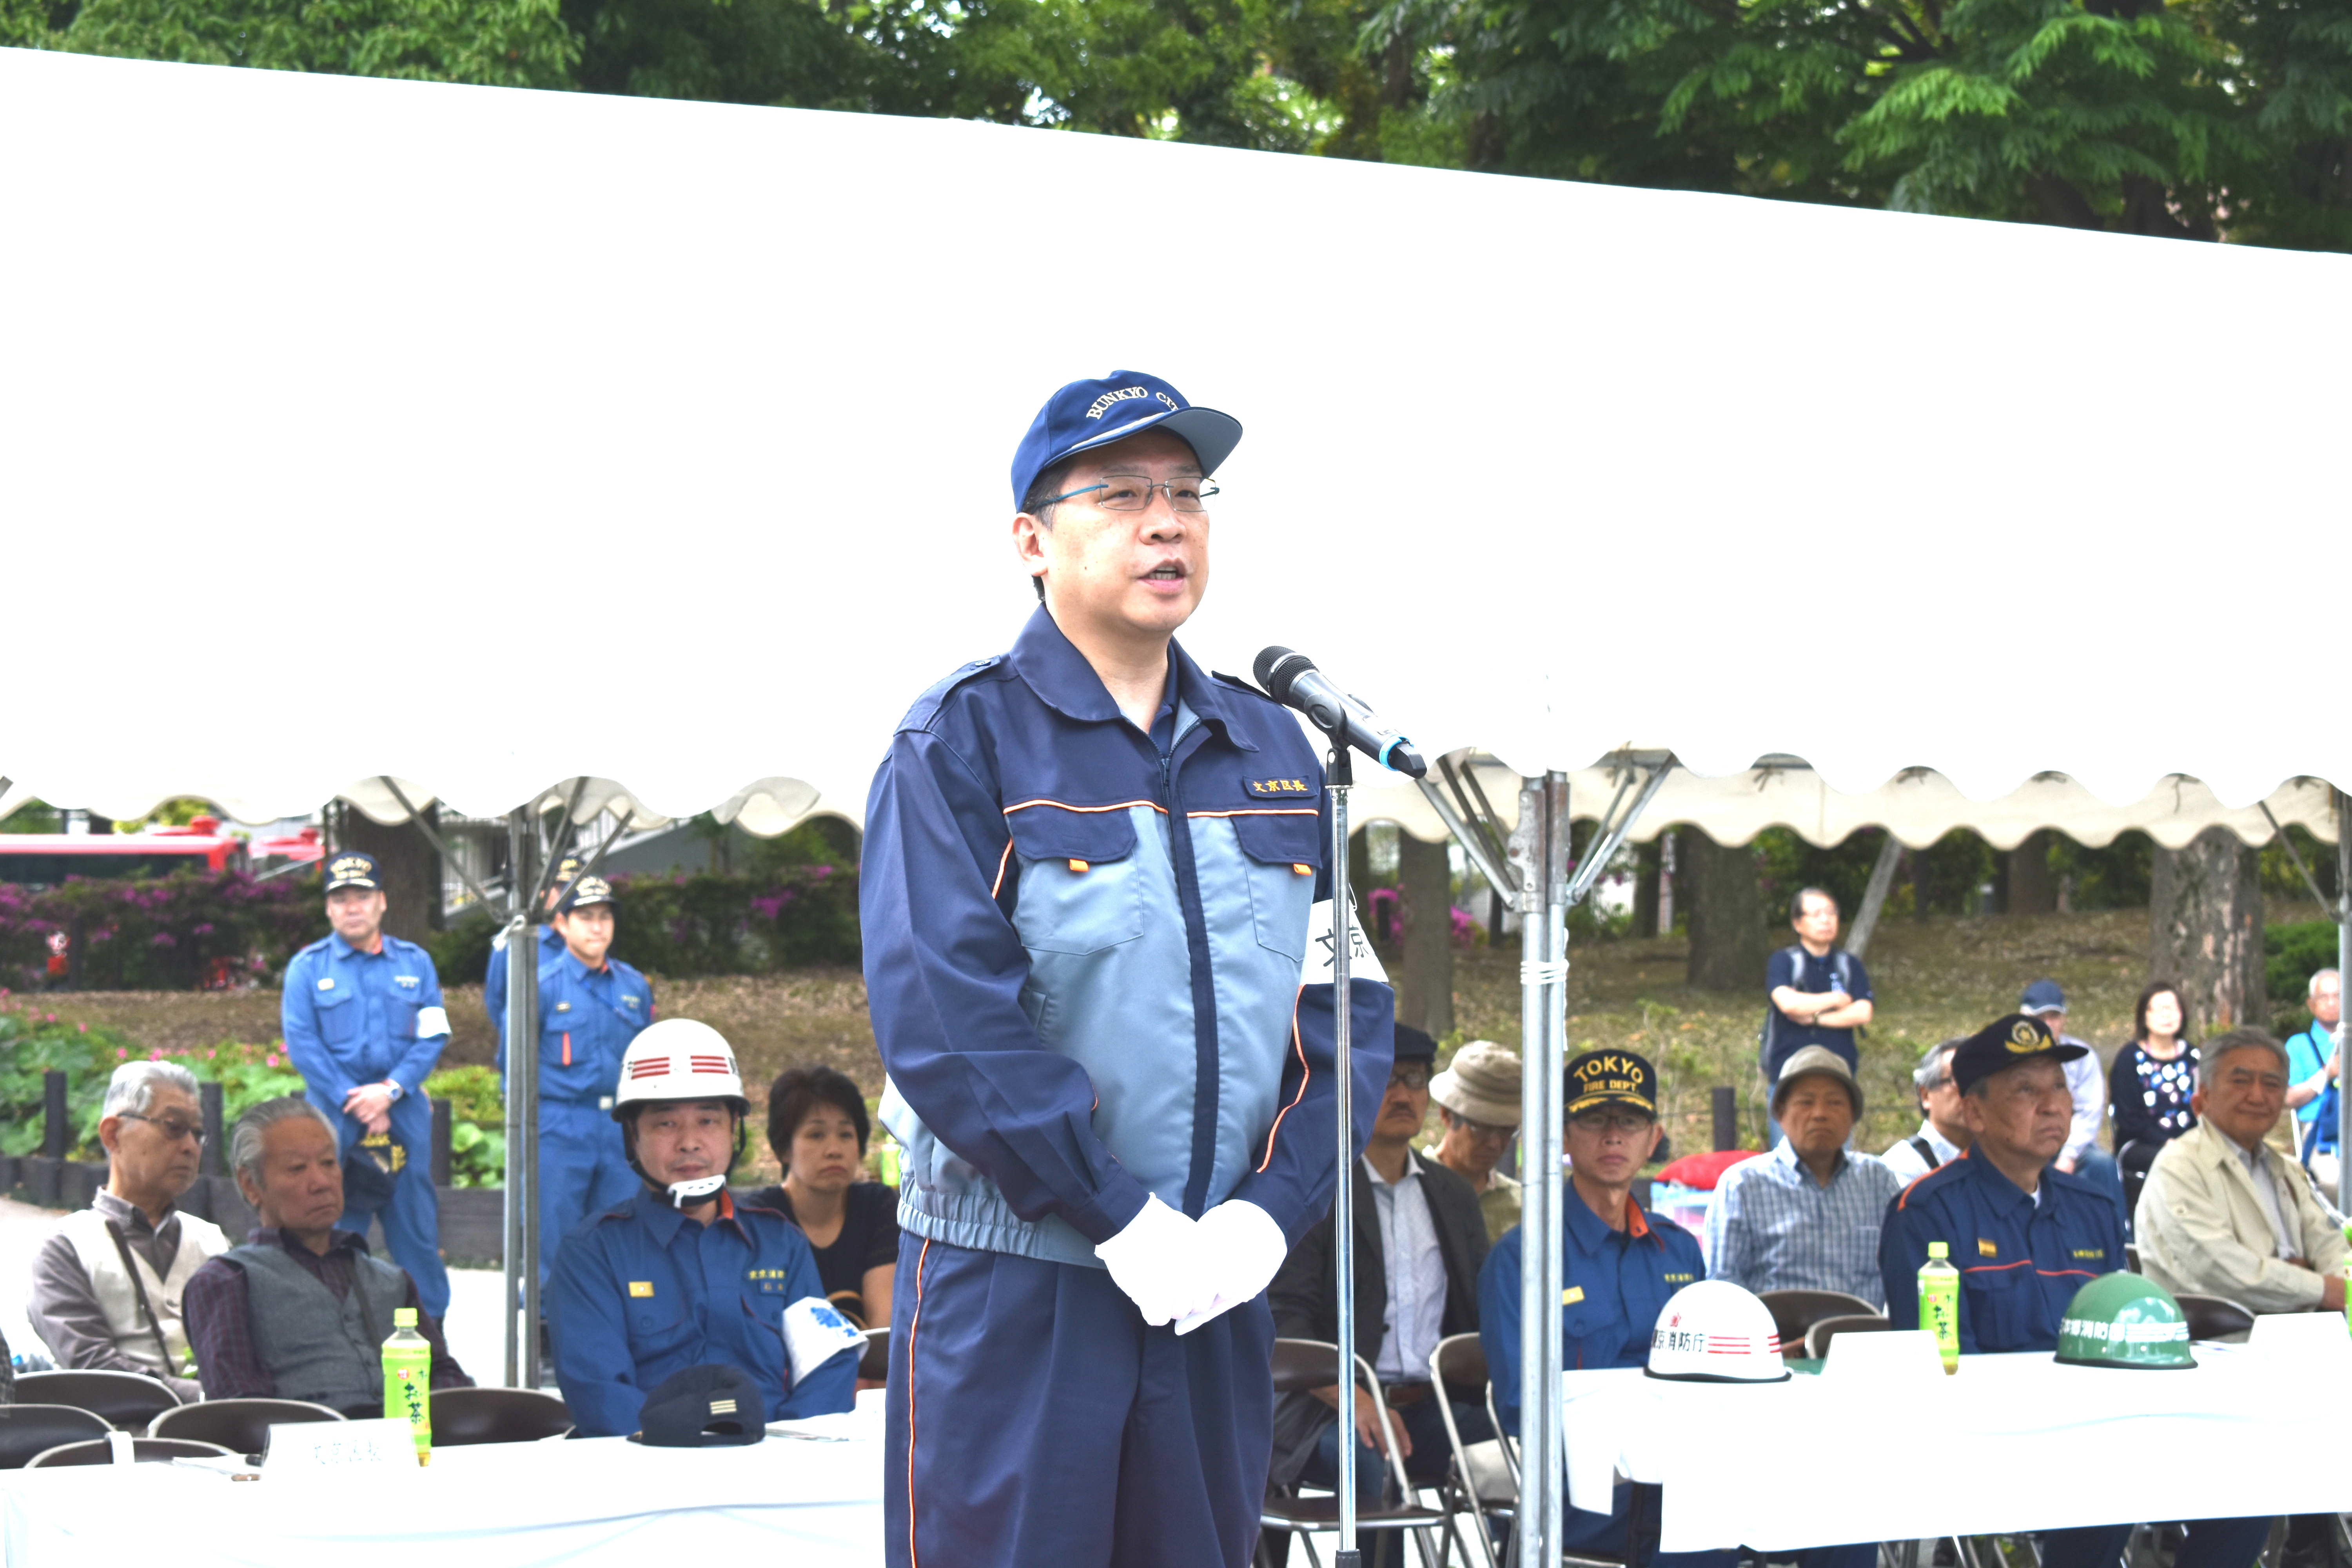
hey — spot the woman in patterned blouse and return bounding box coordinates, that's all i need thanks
[2109,981,2200,1154]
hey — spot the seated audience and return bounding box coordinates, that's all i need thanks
[741,1066,900,1329]
[550,1021,857,1437]
[1484,1049,1871,1568]
[1883,1014,2269,1568]
[183,1096,470,1414]
[2138,1028,2348,1312]
[1269,1026,1490,1509]
[1426,1041,1524,1243]
[2283,969,2341,1186]
[1706,1047,1901,1309]
[2111,980,2200,1155]
[1879,1040,1968,1186]
[29,1061,232,1401]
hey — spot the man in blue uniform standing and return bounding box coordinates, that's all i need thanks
[548,1018,860,1437]
[1882,1014,2271,1568]
[498,873,654,1281]
[280,851,453,1318]
[483,853,578,1032]
[862,370,1394,1568]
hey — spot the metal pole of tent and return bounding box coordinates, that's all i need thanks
[1328,743,1360,1567]
[501,809,543,1387]
[2337,790,2350,1215]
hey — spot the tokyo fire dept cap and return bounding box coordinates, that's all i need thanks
[555,874,616,915]
[633,1364,767,1446]
[1564,1050,1658,1118]
[1009,371,1243,508]
[323,852,381,893]
[1950,1012,2088,1095]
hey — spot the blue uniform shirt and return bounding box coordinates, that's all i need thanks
[548,1187,857,1437]
[1479,1194,1704,1437]
[2285,1026,2339,1128]
[1764,945,1873,1076]
[281,933,449,1111]
[484,922,565,1038]
[499,946,653,1105]
[1878,1149,2125,1353]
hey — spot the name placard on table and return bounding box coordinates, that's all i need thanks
[263,1418,420,1481]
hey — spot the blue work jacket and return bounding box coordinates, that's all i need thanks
[1879,1149,2125,1353]
[1479,1195,1704,1437]
[863,606,1393,1269]
[281,933,449,1151]
[497,946,653,1107]
[484,922,564,1036]
[548,1187,856,1437]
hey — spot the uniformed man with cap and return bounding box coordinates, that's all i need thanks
[279,851,454,1316]
[483,853,579,1032]
[1880,1013,2271,1568]
[547,1018,860,1438]
[498,872,655,1282]
[861,370,1394,1568]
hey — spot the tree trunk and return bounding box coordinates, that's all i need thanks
[340,805,443,945]
[1684,828,1767,992]
[2150,827,2266,1035]
[2008,830,2056,915]
[1845,833,1904,962]
[1396,830,1455,1039]
[1632,838,1662,942]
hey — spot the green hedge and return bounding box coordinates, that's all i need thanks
[0,869,320,991]
[430,864,859,984]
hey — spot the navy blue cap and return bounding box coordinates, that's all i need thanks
[555,873,615,914]
[1009,370,1242,508]
[323,852,381,893]
[633,1363,765,1446]
[1565,1050,1658,1118]
[2019,979,2067,1016]
[1392,1024,1439,1064]
[1951,1013,2087,1095]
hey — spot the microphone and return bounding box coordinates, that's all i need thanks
[1253,646,1427,779]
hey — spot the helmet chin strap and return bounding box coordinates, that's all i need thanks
[664,1173,728,1209]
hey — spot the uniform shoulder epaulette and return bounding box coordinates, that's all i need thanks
[897,654,1009,734]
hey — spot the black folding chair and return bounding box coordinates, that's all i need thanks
[1805,1313,1892,1361]
[1258,1338,1451,1568]
[1429,1334,1512,1568]
[27,1436,234,1467]
[0,1406,113,1470]
[13,1370,181,1431]
[429,1387,574,1445]
[1756,1291,1880,1360]
[149,1397,344,1451]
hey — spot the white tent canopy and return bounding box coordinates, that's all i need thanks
[3,46,2349,837]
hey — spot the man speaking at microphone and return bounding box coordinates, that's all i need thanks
[863,370,1395,1568]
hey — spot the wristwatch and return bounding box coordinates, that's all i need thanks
[382,1080,404,1102]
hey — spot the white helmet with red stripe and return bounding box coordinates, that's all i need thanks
[1646,1279,1790,1384]
[612,1018,750,1118]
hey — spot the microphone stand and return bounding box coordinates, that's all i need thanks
[1325,740,1360,1568]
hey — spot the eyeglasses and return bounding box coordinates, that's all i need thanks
[1388,1067,1432,1092]
[120,1112,205,1144]
[1447,1113,1515,1142]
[1037,475,1219,513]
[1569,1110,1653,1136]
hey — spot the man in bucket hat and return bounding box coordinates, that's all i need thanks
[1427,1040,1524,1241]
[862,371,1394,1568]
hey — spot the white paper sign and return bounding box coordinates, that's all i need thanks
[263,1417,419,1479]
[1301,897,1387,985]
[1820,1327,1944,1383]
[2247,1311,2352,1369]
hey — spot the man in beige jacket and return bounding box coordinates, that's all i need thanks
[2137,1027,2347,1314]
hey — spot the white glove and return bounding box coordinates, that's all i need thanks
[1172,1200,1289,1336]
[1094,1195,1203,1327]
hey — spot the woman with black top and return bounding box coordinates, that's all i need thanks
[742,1065,900,1330]
[2109,980,2200,1158]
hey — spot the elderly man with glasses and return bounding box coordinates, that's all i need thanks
[1269,1025,1492,1511]
[28,1060,232,1401]
[1879,1039,1970,1185]
[1427,1040,1524,1241]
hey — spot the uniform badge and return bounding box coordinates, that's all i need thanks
[555,1001,572,1013]
[395,975,419,989]
[1563,1285,1585,1305]
[629,1281,655,1298]
[1978,1240,1998,1257]
[317,978,335,991]
[1243,777,1314,800]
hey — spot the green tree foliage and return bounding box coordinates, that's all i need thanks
[36,0,579,87]
[1388,0,2352,247]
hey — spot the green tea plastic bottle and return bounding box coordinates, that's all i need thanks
[1919,1242,1961,1375]
[383,1306,433,1466]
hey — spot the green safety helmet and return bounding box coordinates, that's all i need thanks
[2054,1272,2197,1371]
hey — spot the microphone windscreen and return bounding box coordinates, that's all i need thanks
[1254,645,1314,702]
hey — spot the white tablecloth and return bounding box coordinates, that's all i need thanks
[1,1395,885,1566]
[1561,1346,2352,1551]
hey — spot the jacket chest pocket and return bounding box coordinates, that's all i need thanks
[1962,1262,2031,1348]
[1004,808,1146,956]
[1230,811,1320,961]
[314,985,361,1047]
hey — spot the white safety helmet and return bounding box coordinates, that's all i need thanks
[1645,1279,1790,1384]
[612,1018,750,1209]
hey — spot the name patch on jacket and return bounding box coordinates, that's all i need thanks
[746,1267,795,1295]
[628,1281,655,1298]
[395,975,419,989]
[1244,777,1314,799]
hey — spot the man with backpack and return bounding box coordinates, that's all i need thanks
[1762,888,1873,1143]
